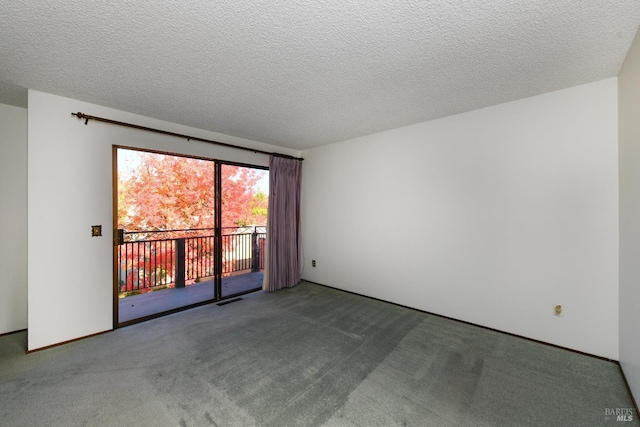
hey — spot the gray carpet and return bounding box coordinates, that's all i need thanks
[0,281,636,426]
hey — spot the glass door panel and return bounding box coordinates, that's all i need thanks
[220,163,268,298]
[115,148,217,324]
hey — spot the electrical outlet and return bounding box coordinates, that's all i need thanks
[553,304,563,317]
[312,260,316,267]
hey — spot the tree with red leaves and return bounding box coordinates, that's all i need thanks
[118,152,267,231]
[117,150,268,293]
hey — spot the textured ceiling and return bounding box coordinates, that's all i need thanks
[1,1,639,150]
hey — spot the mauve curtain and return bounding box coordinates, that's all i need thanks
[263,156,302,291]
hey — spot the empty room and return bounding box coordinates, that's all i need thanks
[1,1,640,426]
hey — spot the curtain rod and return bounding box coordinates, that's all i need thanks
[71,112,303,161]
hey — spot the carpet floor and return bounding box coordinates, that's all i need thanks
[0,281,636,426]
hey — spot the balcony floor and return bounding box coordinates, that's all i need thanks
[118,271,263,323]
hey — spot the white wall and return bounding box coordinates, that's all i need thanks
[28,90,298,350]
[619,28,640,403]
[301,78,619,359]
[0,103,28,335]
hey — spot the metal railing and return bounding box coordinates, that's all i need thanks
[117,227,266,293]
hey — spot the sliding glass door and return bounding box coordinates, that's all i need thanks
[113,148,268,326]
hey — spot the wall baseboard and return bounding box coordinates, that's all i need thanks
[615,361,640,415]
[27,329,112,353]
[301,279,617,363]
[0,328,27,338]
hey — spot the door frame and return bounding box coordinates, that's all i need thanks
[112,145,268,328]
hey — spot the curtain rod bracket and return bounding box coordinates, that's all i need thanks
[72,112,89,125]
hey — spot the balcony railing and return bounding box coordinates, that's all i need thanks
[117,226,266,294]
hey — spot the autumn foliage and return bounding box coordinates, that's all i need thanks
[117,150,268,293]
[118,152,268,231]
